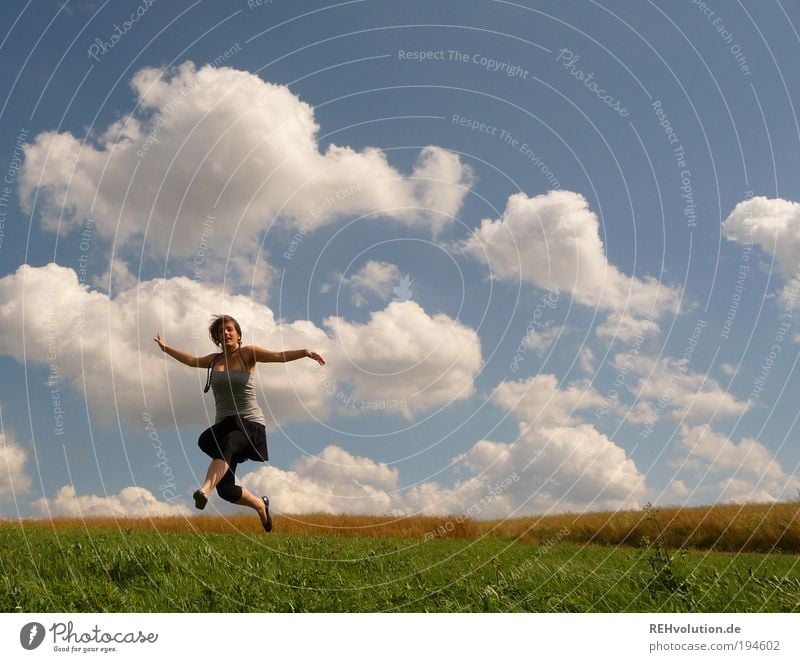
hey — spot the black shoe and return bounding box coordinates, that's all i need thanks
[261,496,273,533]
[193,489,208,510]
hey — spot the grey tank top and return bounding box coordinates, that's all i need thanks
[210,368,266,426]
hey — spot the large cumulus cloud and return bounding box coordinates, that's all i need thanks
[722,195,800,304]
[610,352,749,425]
[20,62,474,274]
[0,263,483,429]
[722,196,800,278]
[323,299,483,419]
[490,373,606,426]
[32,485,190,518]
[460,190,681,339]
[674,424,800,503]
[236,373,647,517]
[0,262,332,430]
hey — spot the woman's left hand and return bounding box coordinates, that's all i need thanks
[306,350,326,366]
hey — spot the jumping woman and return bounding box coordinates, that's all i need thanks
[154,314,325,532]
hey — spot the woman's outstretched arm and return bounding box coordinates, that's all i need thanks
[154,333,217,368]
[244,346,325,366]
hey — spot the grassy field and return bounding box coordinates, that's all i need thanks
[1,503,799,612]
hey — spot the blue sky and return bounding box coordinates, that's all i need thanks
[1,0,799,520]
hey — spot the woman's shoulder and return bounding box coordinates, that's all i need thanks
[239,345,260,371]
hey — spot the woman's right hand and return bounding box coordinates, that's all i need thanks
[154,333,168,352]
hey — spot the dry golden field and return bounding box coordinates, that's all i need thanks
[4,501,798,552]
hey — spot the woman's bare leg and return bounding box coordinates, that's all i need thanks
[199,459,229,495]
[197,463,270,529]
[236,487,268,525]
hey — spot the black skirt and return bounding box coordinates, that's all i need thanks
[198,415,268,464]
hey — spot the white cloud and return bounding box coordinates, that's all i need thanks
[623,400,657,425]
[20,62,473,279]
[91,255,139,297]
[490,374,606,426]
[595,311,660,343]
[293,444,398,490]
[241,444,489,517]
[240,445,399,515]
[679,423,779,474]
[612,352,749,424]
[479,375,647,513]
[327,260,402,308]
[240,428,646,518]
[237,362,761,518]
[0,263,333,430]
[656,479,692,505]
[522,320,561,356]
[408,145,474,234]
[237,370,775,518]
[0,428,32,501]
[32,484,190,518]
[676,424,800,502]
[722,196,800,306]
[460,190,681,321]
[238,372,645,517]
[454,423,647,514]
[579,346,596,374]
[722,196,800,278]
[717,478,784,503]
[0,263,482,429]
[324,300,483,418]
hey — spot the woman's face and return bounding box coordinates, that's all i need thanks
[218,321,240,350]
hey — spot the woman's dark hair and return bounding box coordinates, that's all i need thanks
[208,314,243,347]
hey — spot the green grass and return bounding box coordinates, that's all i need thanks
[1,525,798,612]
